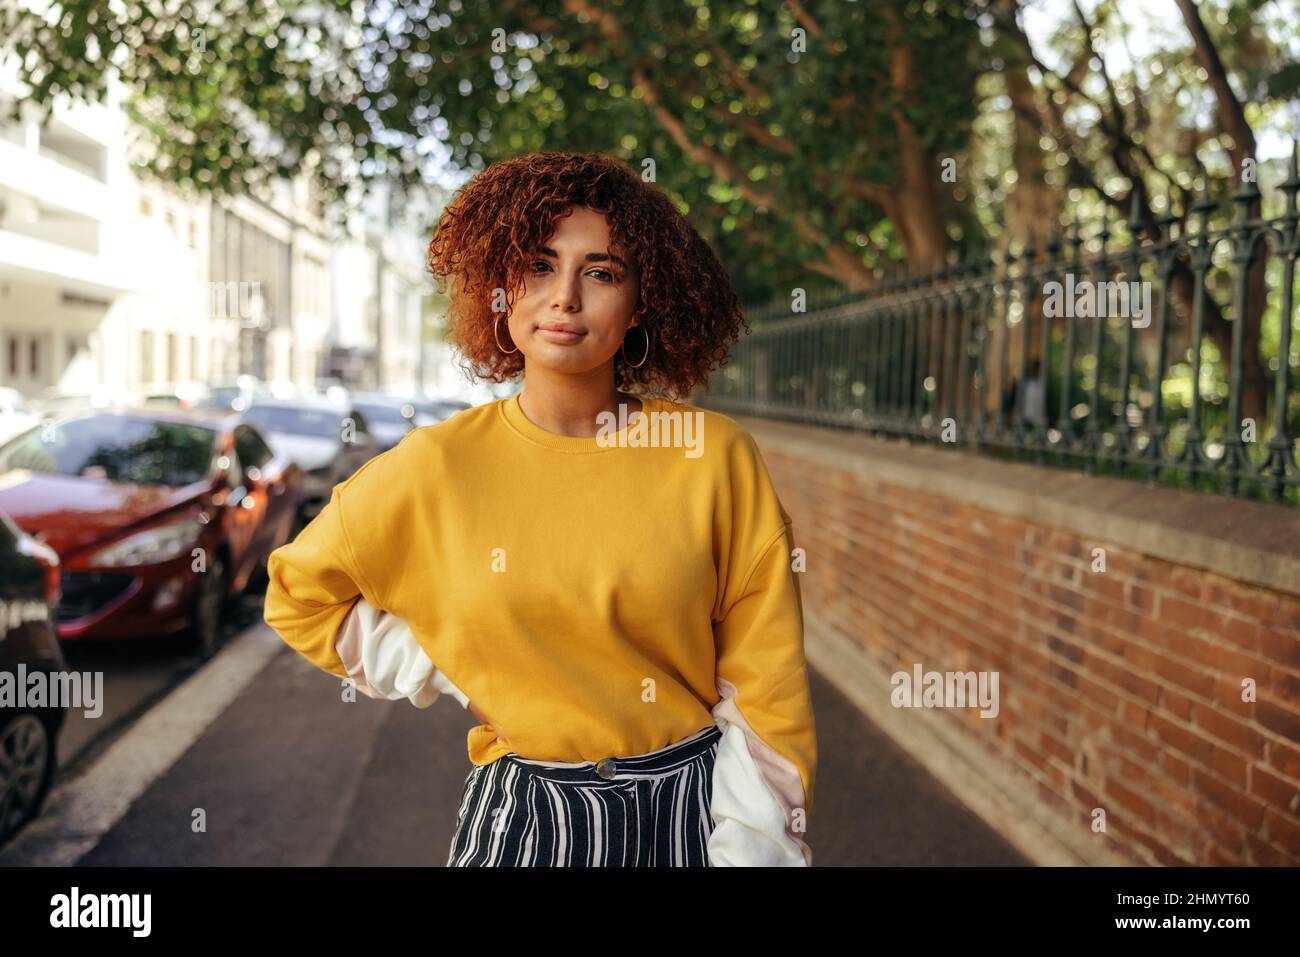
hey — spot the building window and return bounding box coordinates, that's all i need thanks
[28,337,38,376]
[7,337,16,378]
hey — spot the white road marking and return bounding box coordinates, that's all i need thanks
[0,623,284,866]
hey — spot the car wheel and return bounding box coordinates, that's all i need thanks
[0,711,56,848]
[187,555,227,660]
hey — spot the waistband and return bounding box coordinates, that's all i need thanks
[503,725,722,783]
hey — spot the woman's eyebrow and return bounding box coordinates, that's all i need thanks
[537,246,626,269]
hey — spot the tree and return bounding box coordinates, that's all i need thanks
[0,0,985,305]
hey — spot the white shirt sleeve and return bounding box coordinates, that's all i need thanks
[334,598,469,709]
[707,676,813,866]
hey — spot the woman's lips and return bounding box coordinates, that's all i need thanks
[536,326,586,344]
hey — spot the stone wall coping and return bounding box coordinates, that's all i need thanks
[736,413,1300,600]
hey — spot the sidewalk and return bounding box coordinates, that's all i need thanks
[7,622,1028,866]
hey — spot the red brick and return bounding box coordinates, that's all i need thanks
[1267,738,1300,780]
[1180,634,1267,682]
[1121,700,1151,731]
[1159,685,1194,720]
[1116,816,1195,865]
[1219,614,1261,653]
[1264,808,1300,855]
[1158,594,1227,636]
[1207,746,1249,789]
[1160,751,1191,787]
[1191,767,1267,830]
[1168,567,1207,601]
[1148,712,1215,766]
[1245,832,1300,865]
[1197,801,1250,856]
[1112,722,1161,762]
[1039,729,1075,766]
[1106,777,1157,825]
[1014,738,1048,773]
[1150,649,1216,700]
[1124,581,1156,616]
[1203,579,1281,624]
[1257,628,1300,670]
[1250,765,1300,820]
[1256,699,1300,743]
[1211,675,1259,717]
[1192,704,1267,758]
[1205,844,1244,865]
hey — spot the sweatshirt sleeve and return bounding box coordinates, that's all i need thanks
[709,428,818,860]
[711,520,817,863]
[336,598,471,709]
[263,484,373,679]
[264,484,467,707]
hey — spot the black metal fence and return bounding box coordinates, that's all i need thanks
[703,150,1300,506]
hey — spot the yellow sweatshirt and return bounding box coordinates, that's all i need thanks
[263,391,817,813]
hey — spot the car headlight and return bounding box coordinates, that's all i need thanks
[87,516,205,567]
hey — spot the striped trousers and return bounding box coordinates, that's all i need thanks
[446,725,722,867]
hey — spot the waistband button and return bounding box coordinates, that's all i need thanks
[595,758,617,780]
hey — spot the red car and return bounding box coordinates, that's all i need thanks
[0,408,302,657]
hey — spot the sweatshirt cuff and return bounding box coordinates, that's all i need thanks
[707,676,813,866]
[336,599,469,709]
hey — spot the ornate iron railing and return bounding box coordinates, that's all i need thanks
[704,149,1300,506]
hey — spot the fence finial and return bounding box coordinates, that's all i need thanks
[1280,140,1300,217]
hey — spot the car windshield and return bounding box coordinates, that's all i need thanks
[353,401,409,426]
[0,415,217,486]
[244,404,342,439]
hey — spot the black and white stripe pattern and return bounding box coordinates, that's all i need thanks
[446,725,722,867]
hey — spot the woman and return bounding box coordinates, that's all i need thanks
[263,151,817,867]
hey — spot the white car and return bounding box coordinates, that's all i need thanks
[0,387,38,447]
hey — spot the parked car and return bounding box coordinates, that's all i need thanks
[30,385,127,418]
[137,382,211,412]
[347,393,420,451]
[195,375,266,414]
[0,506,66,847]
[0,387,38,446]
[0,408,301,658]
[401,394,472,428]
[239,398,379,521]
[378,388,473,427]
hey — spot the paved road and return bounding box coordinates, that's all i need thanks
[11,619,1029,866]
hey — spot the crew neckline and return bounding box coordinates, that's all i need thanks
[500,392,659,453]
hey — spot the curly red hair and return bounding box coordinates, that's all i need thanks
[426,151,746,400]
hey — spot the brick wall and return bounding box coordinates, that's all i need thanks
[744,416,1300,866]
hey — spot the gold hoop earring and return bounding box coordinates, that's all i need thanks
[494,314,518,355]
[621,324,650,369]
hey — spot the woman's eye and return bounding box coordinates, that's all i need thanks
[530,260,551,273]
[589,269,613,282]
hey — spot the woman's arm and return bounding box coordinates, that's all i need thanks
[336,598,469,708]
[264,480,451,707]
[707,518,817,866]
[706,429,817,866]
[266,469,507,735]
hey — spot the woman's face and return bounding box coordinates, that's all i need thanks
[504,205,640,377]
